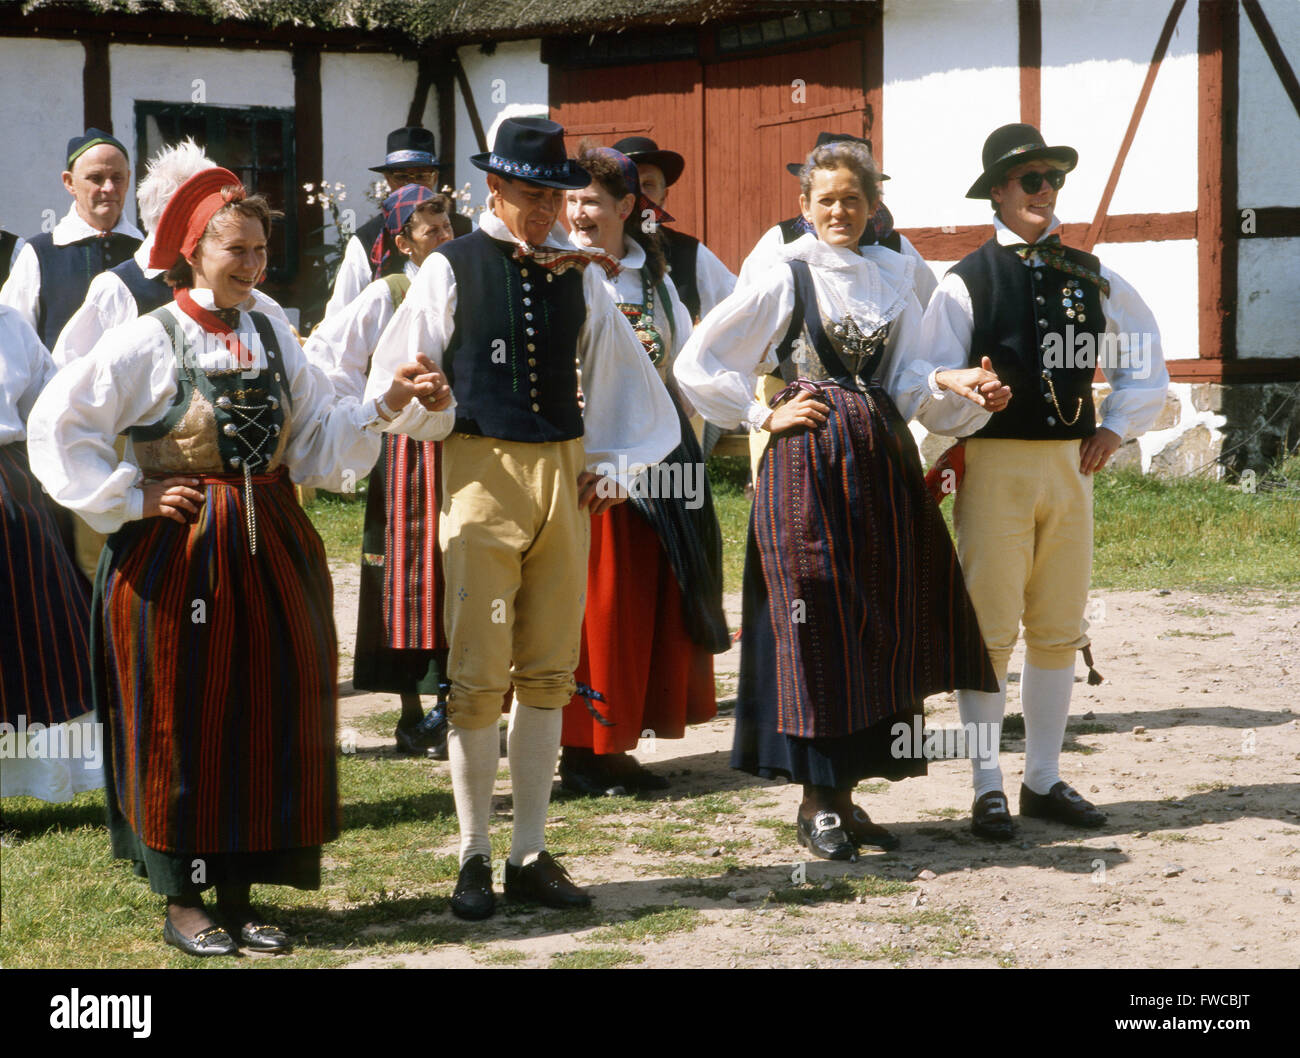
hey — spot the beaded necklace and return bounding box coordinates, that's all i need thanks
[616,270,666,367]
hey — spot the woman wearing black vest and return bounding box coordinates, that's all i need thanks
[28,167,443,956]
[675,140,1008,859]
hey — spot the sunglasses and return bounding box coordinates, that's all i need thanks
[1015,169,1067,194]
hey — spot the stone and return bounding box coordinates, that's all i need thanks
[1151,896,1165,906]
[1275,887,1294,898]
[1132,725,1147,734]
[1149,424,1222,478]
[1109,437,1143,472]
[1162,864,1184,877]
[917,869,937,881]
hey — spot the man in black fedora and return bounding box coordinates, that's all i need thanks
[612,136,736,322]
[366,116,677,921]
[920,123,1168,841]
[322,126,470,320]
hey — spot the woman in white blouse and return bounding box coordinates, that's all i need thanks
[674,140,1008,861]
[0,308,99,803]
[27,167,443,957]
[559,145,730,795]
[304,186,456,759]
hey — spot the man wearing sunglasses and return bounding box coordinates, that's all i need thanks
[920,123,1168,842]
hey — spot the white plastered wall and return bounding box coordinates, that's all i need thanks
[320,52,436,245]
[109,44,294,230]
[0,38,91,237]
[452,40,549,217]
[1236,0,1300,359]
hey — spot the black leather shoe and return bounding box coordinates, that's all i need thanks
[162,916,238,957]
[796,810,858,861]
[218,904,293,952]
[559,749,627,797]
[395,704,449,759]
[971,790,1017,841]
[844,806,901,851]
[607,753,670,793]
[504,850,592,909]
[1020,781,1107,828]
[450,854,496,920]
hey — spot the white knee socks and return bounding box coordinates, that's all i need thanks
[449,723,499,864]
[958,678,1008,798]
[507,703,563,868]
[1022,661,1075,796]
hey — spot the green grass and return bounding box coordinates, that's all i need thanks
[766,873,913,906]
[587,905,704,943]
[551,947,645,969]
[478,947,529,965]
[305,484,369,561]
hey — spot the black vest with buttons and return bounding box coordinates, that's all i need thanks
[662,227,700,321]
[951,237,1101,441]
[436,229,586,443]
[28,230,141,346]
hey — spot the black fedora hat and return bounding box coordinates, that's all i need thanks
[786,130,890,180]
[612,136,685,187]
[966,123,1077,199]
[370,127,440,173]
[470,117,590,190]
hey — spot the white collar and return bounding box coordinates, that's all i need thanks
[479,206,568,252]
[994,214,1062,247]
[779,232,915,329]
[566,230,645,270]
[52,203,144,247]
[404,257,420,279]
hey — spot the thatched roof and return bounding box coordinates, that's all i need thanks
[16,0,866,44]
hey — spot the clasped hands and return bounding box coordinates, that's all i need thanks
[387,354,453,416]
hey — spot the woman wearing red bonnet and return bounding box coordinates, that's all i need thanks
[27,167,448,957]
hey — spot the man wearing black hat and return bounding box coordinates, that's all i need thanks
[321,126,470,320]
[612,136,736,322]
[366,117,678,921]
[921,123,1168,841]
[0,129,143,347]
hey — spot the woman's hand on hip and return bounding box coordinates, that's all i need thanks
[765,390,829,434]
[142,478,205,523]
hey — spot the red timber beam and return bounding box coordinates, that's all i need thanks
[1018,0,1042,128]
[1198,0,1239,364]
[862,0,884,167]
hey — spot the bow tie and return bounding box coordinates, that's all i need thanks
[1007,234,1110,297]
[511,244,620,279]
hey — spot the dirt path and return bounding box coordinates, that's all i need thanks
[328,562,1300,968]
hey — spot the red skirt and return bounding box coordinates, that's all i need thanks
[562,502,715,755]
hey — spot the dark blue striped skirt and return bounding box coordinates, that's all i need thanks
[0,442,93,727]
[732,382,997,786]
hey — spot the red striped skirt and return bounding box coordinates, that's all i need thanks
[94,467,338,854]
[562,502,715,754]
[0,443,93,726]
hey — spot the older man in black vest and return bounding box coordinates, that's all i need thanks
[921,124,1169,840]
[1,130,142,347]
[366,117,677,920]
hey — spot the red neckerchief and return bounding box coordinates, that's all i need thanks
[174,287,255,369]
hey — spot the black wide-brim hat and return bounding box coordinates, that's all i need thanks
[370,126,440,173]
[612,136,685,187]
[966,123,1077,199]
[786,130,890,180]
[470,117,591,190]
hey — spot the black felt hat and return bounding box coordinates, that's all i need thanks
[370,127,440,173]
[470,117,590,189]
[786,130,889,180]
[612,136,686,187]
[965,123,1077,199]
